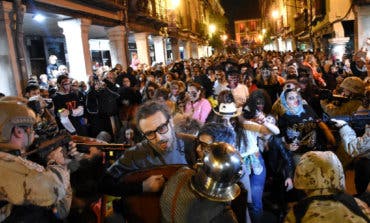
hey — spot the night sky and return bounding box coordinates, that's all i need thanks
[220,0,260,38]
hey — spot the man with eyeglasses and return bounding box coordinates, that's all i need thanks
[0,99,71,222]
[100,100,198,196]
[196,122,236,161]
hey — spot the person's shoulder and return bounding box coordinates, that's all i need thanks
[269,134,284,144]
[125,142,151,154]
[0,152,45,173]
[117,142,154,163]
[52,92,62,99]
[200,98,211,105]
[176,132,197,141]
[237,83,249,91]
[176,133,197,147]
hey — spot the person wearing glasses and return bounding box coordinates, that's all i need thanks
[196,122,236,161]
[100,100,198,196]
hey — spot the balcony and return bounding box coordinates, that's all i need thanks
[129,0,167,28]
[294,10,308,36]
[69,0,125,11]
[195,21,206,37]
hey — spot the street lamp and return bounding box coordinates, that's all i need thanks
[168,0,180,10]
[272,10,279,19]
[221,34,228,42]
[33,13,46,23]
[258,34,263,41]
[209,24,216,36]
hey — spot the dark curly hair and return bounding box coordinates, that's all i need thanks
[135,100,171,131]
[198,122,236,145]
[217,90,235,104]
[242,89,272,119]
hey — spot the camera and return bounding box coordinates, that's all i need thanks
[34,121,59,138]
[43,98,54,109]
[27,99,42,115]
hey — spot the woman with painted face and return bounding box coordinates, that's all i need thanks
[142,81,159,102]
[255,62,282,104]
[184,82,212,124]
[169,80,186,103]
[226,69,249,108]
[238,89,279,223]
[278,89,335,164]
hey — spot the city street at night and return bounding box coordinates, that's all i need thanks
[0,0,369,222]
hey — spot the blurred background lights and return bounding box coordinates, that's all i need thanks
[33,13,46,22]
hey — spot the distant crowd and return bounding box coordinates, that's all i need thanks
[0,49,369,223]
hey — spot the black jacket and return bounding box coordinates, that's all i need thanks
[265,135,295,179]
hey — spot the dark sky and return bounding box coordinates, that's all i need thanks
[220,0,260,38]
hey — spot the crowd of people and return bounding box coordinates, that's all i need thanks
[0,49,370,223]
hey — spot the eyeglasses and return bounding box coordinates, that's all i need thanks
[142,119,170,140]
[198,140,210,148]
[197,138,212,153]
[62,82,71,86]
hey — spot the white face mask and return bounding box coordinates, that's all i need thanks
[188,90,200,102]
[261,69,271,78]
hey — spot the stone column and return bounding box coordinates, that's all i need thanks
[134,32,150,66]
[285,38,293,52]
[191,42,198,58]
[197,45,205,58]
[0,1,24,96]
[152,36,165,64]
[207,45,213,57]
[354,5,370,58]
[184,41,192,59]
[107,25,128,69]
[58,18,92,82]
[273,38,279,51]
[170,37,180,62]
